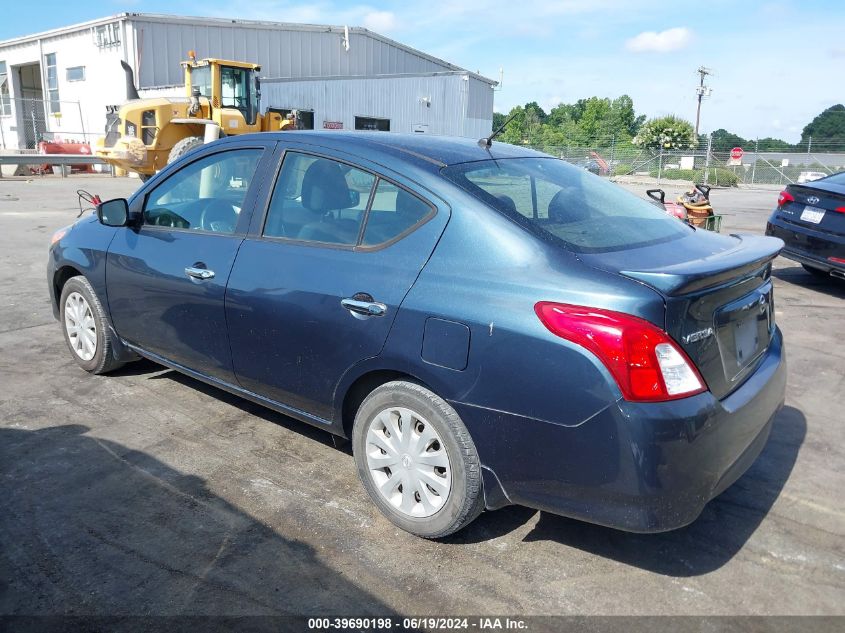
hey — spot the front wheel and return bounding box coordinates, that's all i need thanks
[167,136,204,164]
[352,381,483,538]
[59,276,123,374]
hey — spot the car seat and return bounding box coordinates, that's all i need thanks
[298,161,361,243]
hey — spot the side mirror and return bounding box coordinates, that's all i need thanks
[97,198,129,227]
[348,190,360,207]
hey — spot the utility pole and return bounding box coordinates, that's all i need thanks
[694,66,713,137]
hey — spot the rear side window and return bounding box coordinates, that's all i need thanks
[362,180,431,246]
[264,151,432,247]
[264,153,374,244]
[442,158,689,253]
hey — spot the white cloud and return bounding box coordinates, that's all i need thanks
[625,27,692,53]
[362,10,397,33]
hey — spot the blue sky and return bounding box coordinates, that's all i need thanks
[2,0,842,142]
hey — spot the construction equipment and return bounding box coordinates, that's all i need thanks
[94,53,289,179]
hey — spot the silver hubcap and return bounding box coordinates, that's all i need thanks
[365,407,452,518]
[64,292,97,361]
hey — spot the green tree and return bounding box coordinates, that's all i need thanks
[800,104,845,151]
[756,137,794,151]
[709,128,747,152]
[608,95,643,138]
[633,115,697,150]
[498,105,527,145]
[523,101,547,122]
[576,97,612,141]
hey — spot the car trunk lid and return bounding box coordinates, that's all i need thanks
[778,183,845,237]
[579,231,783,399]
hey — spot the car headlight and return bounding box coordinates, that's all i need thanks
[51,225,71,246]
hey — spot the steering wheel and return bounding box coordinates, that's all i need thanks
[199,199,237,233]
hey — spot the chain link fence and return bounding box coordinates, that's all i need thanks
[0,97,92,150]
[522,135,845,187]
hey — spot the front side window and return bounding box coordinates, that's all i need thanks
[144,148,262,234]
[45,53,59,114]
[0,61,10,116]
[442,158,690,253]
[264,153,374,245]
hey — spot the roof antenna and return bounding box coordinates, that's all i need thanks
[479,111,517,148]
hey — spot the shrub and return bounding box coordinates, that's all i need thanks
[647,167,740,187]
[698,168,740,187]
[633,115,697,150]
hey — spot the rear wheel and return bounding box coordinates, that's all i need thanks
[352,381,483,538]
[59,276,123,374]
[168,136,204,164]
[802,263,829,277]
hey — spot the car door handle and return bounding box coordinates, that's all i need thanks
[185,266,215,280]
[341,298,387,317]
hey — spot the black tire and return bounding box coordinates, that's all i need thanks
[167,136,204,164]
[352,380,484,538]
[802,263,829,277]
[59,276,124,375]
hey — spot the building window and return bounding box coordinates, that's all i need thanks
[0,61,10,116]
[355,116,390,132]
[93,23,121,48]
[66,66,85,82]
[45,53,60,113]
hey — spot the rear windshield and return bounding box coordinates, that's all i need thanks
[442,158,690,253]
[823,171,845,185]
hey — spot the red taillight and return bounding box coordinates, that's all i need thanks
[778,190,794,206]
[534,302,707,402]
[834,206,845,214]
[829,257,845,264]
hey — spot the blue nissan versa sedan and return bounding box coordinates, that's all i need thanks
[48,132,787,538]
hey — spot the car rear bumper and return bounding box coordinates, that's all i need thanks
[454,327,786,532]
[766,216,845,273]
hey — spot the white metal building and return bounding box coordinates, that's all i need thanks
[0,13,496,150]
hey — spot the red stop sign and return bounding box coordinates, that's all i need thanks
[730,147,743,160]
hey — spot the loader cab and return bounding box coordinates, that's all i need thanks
[183,57,261,129]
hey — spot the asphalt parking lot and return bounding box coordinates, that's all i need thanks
[1,175,843,617]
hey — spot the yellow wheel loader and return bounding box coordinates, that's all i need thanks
[94,53,290,180]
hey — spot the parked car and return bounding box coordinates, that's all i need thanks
[797,171,828,184]
[766,171,845,279]
[574,158,603,175]
[48,132,787,538]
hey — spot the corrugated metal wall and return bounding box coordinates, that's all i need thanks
[130,17,458,88]
[260,73,492,138]
[466,76,494,120]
